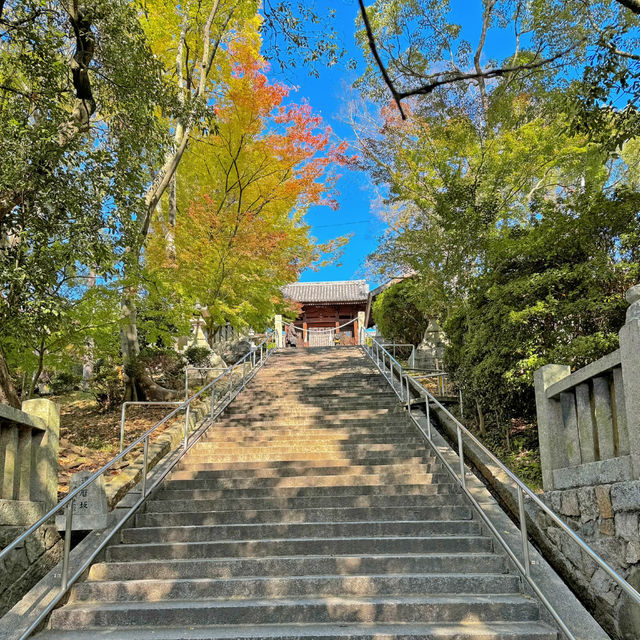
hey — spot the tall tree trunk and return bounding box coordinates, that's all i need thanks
[82,270,96,390]
[0,349,20,408]
[120,288,140,401]
[166,173,177,259]
[476,400,486,437]
[28,337,46,399]
[120,287,180,401]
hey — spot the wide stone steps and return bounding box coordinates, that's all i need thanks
[48,595,542,628]
[168,464,449,480]
[176,455,436,467]
[106,535,491,562]
[88,552,510,581]
[154,483,462,500]
[36,622,559,640]
[121,520,482,544]
[69,573,522,603]
[36,347,556,640]
[141,493,468,514]
[159,473,461,490]
[193,434,425,446]
[134,505,474,527]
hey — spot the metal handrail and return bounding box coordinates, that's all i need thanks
[0,338,274,639]
[360,333,640,639]
[119,401,183,453]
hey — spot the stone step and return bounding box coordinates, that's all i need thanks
[135,505,473,527]
[191,441,427,452]
[154,483,461,501]
[107,535,489,562]
[176,451,436,475]
[172,462,444,478]
[88,553,510,582]
[48,594,541,628]
[37,622,558,640]
[69,573,521,603]
[121,520,482,544]
[143,493,468,514]
[171,466,447,483]
[212,421,412,432]
[192,435,425,447]
[222,404,399,416]
[161,472,454,491]
[240,389,398,399]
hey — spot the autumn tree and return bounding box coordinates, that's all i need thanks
[147,22,352,340]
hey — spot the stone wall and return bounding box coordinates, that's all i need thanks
[0,524,62,617]
[539,481,640,639]
[0,398,62,617]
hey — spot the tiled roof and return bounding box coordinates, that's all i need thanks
[282,280,370,304]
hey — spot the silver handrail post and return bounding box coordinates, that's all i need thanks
[459,388,463,415]
[210,383,215,419]
[228,370,233,398]
[119,403,127,453]
[185,369,189,400]
[518,488,532,578]
[61,498,74,592]
[425,396,431,440]
[242,359,246,385]
[457,424,466,489]
[141,436,149,498]
[183,403,190,450]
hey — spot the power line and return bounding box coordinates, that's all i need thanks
[313,219,376,229]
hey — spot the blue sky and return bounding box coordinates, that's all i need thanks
[276,1,496,288]
[276,2,383,287]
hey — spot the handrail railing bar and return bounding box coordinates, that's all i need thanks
[0,340,271,565]
[408,375,640,604]
[404,405,576,640]
[120,401,183,453]
[363,336,640,608]
[10,341,274,640]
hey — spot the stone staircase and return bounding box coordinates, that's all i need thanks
[37,347,558,639]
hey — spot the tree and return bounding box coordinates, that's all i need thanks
[371,279,431,345]
[356,79,612,309]
[147,21,352,337]
[118,1,348,398]
[0,0,169,406]
[445,188,640,424]
[355,1,640,122]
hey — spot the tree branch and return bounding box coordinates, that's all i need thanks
[357,0,407,120]
[614,0,640,14]
[397,45,578,100]
[359,0,581,119]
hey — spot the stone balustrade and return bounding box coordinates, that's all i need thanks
[0,399,62,617]
[535,285,640,492]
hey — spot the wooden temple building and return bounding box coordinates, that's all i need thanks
[282,280,370,347]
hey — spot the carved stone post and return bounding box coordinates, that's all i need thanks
[619,284,640,479]
[534,364,571,491]
[357,311,365,344]
[274,315,283,348]
[21,399,60,511]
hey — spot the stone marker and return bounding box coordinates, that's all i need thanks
[55,471,108,531]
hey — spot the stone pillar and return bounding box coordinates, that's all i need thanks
[21,399,60,511]
[274,315,283,348]
[620,284,640,479]
[357,311,365,345]
[534,364,571,491]
[55,470,108,531]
